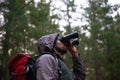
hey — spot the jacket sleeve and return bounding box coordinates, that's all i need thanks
[35,54,58,80]
[72,55,86,80]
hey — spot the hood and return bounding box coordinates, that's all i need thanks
[37,33,59,53]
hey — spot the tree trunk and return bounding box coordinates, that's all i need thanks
[1,30,9,80]
[95,60,103,80]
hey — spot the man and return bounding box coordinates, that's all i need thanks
[35,33,85,80]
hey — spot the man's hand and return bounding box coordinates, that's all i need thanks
[67,43,79,57]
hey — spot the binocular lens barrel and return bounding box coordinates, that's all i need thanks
[62,32,79,40]
[72,40,79,45]
[60,32,79,46]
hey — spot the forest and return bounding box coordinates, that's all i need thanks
[0,0,120,80]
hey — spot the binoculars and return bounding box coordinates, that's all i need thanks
[60,32,79,46]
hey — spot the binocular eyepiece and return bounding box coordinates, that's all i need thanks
[60,32,79,46]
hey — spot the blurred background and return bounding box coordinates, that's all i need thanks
[0,0,120,80]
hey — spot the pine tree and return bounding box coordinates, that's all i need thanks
[0,0,59,79]
[83,0,120,80]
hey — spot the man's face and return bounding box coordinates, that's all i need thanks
[55,40,67,55]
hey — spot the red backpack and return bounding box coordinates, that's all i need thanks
[8,53,35,80]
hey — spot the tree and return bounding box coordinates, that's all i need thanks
[83,0,120,80]
[0,0,59,80]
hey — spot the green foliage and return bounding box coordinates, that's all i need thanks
[82,0,120,80]
[0,0,120,80]
[0,0,60,80]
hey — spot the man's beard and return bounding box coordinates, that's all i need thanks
[55,46,67,55]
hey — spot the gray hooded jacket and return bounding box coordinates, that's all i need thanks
[35,33,85,80]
